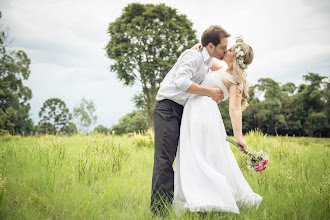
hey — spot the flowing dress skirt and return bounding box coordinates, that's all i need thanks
[173,94,262,214]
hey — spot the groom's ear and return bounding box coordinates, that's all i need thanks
[207,42,214,50]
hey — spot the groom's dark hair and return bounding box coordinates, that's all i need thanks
[201,25,231,47]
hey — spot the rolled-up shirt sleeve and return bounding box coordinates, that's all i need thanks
[174,50,202,92]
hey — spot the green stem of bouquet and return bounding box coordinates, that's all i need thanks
[226,136,251,156]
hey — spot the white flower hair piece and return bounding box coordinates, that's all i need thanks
[235,36,247,70]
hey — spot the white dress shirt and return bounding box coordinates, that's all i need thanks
[156,48,212,106]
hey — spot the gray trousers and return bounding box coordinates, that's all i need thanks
[150,99,184,213]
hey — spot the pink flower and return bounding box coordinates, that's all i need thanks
[262,159,269,165]
[254,162,266,172]
[257,166,266,172]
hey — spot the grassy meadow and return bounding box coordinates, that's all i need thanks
[0,130,329,219]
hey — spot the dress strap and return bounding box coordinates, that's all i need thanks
[221,72,244,89]
[221,72,237,84]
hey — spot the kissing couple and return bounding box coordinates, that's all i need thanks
[150,25,262,215]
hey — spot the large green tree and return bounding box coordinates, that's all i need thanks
[0,13,34,135]
[106,3,198,128]
[38,98,70,134]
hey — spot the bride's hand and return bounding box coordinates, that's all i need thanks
[235,138,248,153]
[191,43,203,51]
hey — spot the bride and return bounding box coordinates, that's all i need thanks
[173,37,263,214]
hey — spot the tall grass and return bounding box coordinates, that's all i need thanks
[130,129,154,149]
[0,131,328,219]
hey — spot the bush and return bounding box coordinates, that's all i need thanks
[93,125,110,135]
[111,110,148,135]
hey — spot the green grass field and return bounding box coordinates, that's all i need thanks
[0,131,329,219]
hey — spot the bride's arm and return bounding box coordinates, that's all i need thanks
[190,44,224,72]
[228,84,248,152]
[191,43,203,51]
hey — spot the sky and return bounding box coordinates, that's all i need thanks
[0,0,329,129]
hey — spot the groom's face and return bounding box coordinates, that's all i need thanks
[212,38,228,60]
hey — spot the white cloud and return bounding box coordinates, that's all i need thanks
[1,0,329,129]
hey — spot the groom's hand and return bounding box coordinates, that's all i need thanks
[185,83,223,102]
[209,88,224,103]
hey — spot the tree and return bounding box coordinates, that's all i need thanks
[253,78,288,135]
[61,122,78,136]
[106,3,198,128]
[0,13,34,135]
[37,122,56,135]
[111,110,148,135]
[38,98,70,134]
[93,125,110,134]
[324,81,330,137]
[73,97,97,133]
[0,107,15,135]
[292,73,328,137]
[281,82,296,95]
[218,73,329,137]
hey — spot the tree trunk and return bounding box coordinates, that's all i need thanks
[149,82,156,130]
[148,108,154,130]
[146,93,154,130]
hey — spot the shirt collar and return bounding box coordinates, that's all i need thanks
[201,47,212,67]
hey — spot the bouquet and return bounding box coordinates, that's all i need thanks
[226,136,269,172]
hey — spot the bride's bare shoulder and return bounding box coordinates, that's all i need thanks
[210,58,224,71]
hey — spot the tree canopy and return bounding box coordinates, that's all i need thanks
[106,3,198,128]
[219,72,329,137]
[0,14,34,135]
[93,125,111,135]
[38,98,71,134]
[111,110,148,135]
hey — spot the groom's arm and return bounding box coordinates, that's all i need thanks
[185,83,223,103]
[174,50,224,103]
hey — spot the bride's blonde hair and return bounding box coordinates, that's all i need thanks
[232,43,254,111]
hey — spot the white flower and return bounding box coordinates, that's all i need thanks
[235,35,248,70]
[236,36,244,43]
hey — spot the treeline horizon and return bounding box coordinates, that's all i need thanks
[109,72,330,138]
[6,72,328,138]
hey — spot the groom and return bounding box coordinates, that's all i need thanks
[151,25,231,214]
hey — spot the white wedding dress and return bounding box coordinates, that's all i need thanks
[173,63,263,214]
